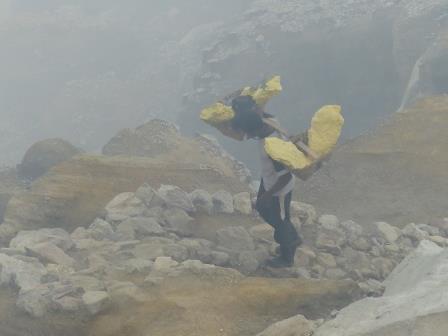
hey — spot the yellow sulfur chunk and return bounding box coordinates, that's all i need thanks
[308,105,344,156]
[242,75,283,107]
[200,102,235,126]
[264,137,312,170]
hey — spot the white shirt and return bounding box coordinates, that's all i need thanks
[258,131,295,197]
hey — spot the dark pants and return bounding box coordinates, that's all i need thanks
[256,180,301,263]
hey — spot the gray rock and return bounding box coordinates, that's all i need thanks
[51,296,82,313]
[107,281,143,303]
[402,223,428,242]
[179,239,213,263]
[349,237,372,252]
[317,253,338,268]
[105,192,146,222]
[210,251,230,266]
[135,184,165,208]
[373,222,400,244]
[89,218,114,241]
[82,291,111,316]
[294,247,316,267]
[162,243,190,262]
[290,202,317,226]
[233,192,253,215]
[212,190,234,214]
[359,279,385,297]
[416,224,440,237]
[16,286,51,318]
[216,226,255,251]
[318,214,340,231]
[250,224,274,242]
[236,251,260,274]
[69,275,105,292]
[115,221,136,241]
[190,189,213,214]
[340,220,364,237]
[0,253,47,291]
[315,231,344,255]
[325,268,347,280]
[158,185,194,212]
[163,208,195,236]
[152,256,179,272]
[122,258,153,274]
[10,228,74,252]
[26,242,76,267]
[121,217,165,238]
[71,227,91,240]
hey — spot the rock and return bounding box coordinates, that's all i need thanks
[69,275,105,292]
[82,291,111,316]
[71,227,91,240]
[190,189,213,214]
[257,314,315,336]
[216,226,255,251]
[26,242,76,267]
[163,208,195,236]
[290,202,317,226]
[340,220,364,237]
[10,228,74,252]
[341,248,371,276]
[295,247,316,267]
[179,239,213,263]
[233,192,253,215]
[315,232,344,255]
[373,222,400,244]
[0,253,47,291]
[318,215,340,231]
[402,223,428,242]
[105,192,146,222]
[349,237,371,252]
[429,235,448,247]
[115,221,136,241]
[17,138,81,181]
[358,279,385,297]
[153,256,179,272]
[122,259,153,274]
[210,251,230,266]
[315,241,448,336]
[236,251,260,274]
[212,190,234,214]
[16,286,51,318]
[120,217,165,237]
[416,223,440,237]
[89,218,115,241]
[135,183,165,208]
[158,185,195,212]
[371,258,396,279]
[250,224,274,242]
[107,281,143,304]
[325,269,347,280]
[52,296,82,313]
[317,253,337,269]
[162,243,190,262]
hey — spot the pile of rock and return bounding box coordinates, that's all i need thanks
[1,181,447,320]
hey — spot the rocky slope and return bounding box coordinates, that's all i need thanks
[297,96,448,225]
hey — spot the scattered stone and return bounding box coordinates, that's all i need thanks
[115,221,136,241]
[236,251,260,274]
[402,223,428,242]
[216,226,255,251]
[162,243,190,262]
[295,247,316,267]
[69,275,105,292]
[429,235,448,247]
[163,208,195,236]
[26,242,76,267]
[315,232,343,255]
[158,185,194,212]
[340,220,364,237]
[10,228,74,252]
[0,253,47,291]
[359,279,385,297]
[122,217,165,237]
[89,218,114,241]
[290,202,317,226]
[82,291,111,316]
[212,190,234,214]
[416,223,440,237]
[249,224,274,242]
[373,222,400,244]
[190,189,213,214]
[123,259,153,274]
[52,296,82,313]
[153,256,179,272]
[318,214,340,231]
[105,192,146,222]
[16,286,51,318]
[317,253,338,268]
[349,237,371,252]
[233,192,253,215]
[210,251,230,266]
[71,227,91,240]
[135,184,165,208]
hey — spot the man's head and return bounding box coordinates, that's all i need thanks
[231,96,265,138]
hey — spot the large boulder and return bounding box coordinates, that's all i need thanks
[0,154,248,244]
[17,138,81,181]
[315,240,448,336]
[0,167,21,223]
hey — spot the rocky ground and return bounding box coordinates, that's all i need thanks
[0,178,447,335]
